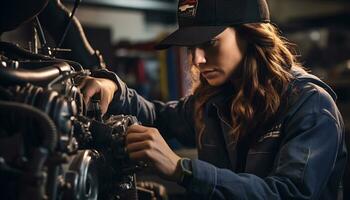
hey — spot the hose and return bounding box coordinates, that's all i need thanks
[0,62,71,85]
[0,100,57,152]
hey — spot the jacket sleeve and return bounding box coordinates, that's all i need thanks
[107,74,196,146]
[184,87,345,199]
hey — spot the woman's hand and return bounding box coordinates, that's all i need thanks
[126,124,182,182]
[78,76,118,114]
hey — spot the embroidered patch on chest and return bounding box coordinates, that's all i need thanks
[258,124,282,142]
[178,0,198,18]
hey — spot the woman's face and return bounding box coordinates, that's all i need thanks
[188,27,246,86]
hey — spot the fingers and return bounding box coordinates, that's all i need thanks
[126,140,153,153]
[78,77,117,114]
[126,131,152,144]
[83,83,101,105]
[79,78,100,105]
[100,88,107,113]
[126,125,158,156]
[99,88,111,114]
[129,150,151,162]
[76,76,87,88]
[126,125,153,144]
[126,126,160,163]
[127,124,149,134]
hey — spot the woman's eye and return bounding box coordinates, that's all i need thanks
[209,39,218,46]
[185,39,218,53]
[203,39,218,47]
[186,46,195,54]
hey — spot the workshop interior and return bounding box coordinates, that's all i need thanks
[0,0,349,199]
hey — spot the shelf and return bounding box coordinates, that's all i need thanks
[64,0,177,12]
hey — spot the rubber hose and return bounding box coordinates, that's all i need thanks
[0,62,71,85]
[0,100,57,152]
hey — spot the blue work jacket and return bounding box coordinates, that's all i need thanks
[104,67,347,200]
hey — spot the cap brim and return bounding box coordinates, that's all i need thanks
[154,26,227,50]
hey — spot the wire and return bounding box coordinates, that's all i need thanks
[34,16,48,47]
[57,0,82,48]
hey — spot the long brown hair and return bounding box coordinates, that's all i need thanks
[192,23,301,148]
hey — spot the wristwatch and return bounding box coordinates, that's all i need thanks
[177,158,193,187]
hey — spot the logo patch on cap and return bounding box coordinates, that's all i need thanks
[178,0,198,18]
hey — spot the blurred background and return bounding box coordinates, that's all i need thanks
[1,0,349,199]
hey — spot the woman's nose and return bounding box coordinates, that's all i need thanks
[192,47,206,67]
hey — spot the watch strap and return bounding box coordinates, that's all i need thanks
[178,158,193,187]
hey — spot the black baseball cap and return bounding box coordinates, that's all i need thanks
[155,0,270,49]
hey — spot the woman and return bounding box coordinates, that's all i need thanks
[81,0,347,199]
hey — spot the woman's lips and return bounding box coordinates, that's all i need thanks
[201,69,221,79]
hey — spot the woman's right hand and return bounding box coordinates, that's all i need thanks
[126,124,182,182]
[78,76,118,114]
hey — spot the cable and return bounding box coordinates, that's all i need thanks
[34,16,48,47]
[57,0,82,48]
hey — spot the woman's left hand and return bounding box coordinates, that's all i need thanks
[126,124,182,182]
